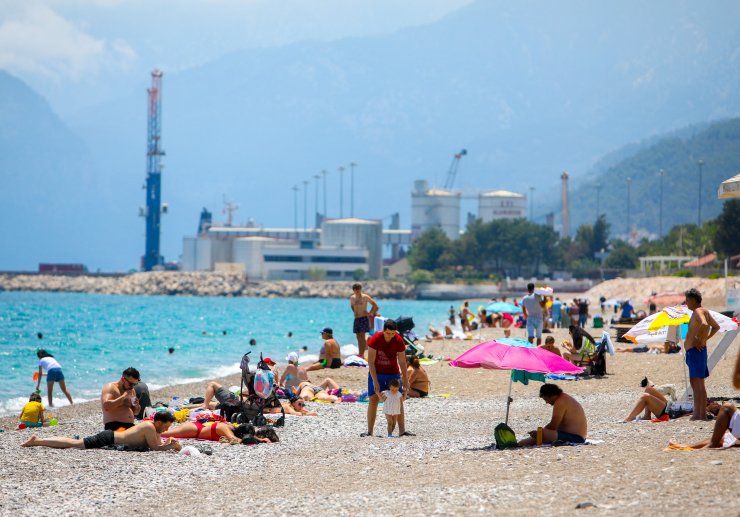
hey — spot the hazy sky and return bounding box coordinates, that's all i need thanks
[0,0,472,112]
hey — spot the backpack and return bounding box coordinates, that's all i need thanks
[493,422,518,450]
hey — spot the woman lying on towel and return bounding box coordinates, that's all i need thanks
[160,421,278,444]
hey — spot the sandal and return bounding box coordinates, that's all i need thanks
[400,431,416,437]
[360,432,373,437]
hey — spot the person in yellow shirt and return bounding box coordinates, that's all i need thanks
[20,393,45,428]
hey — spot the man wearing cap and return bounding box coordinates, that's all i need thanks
[307,327,342,371]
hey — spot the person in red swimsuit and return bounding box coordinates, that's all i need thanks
[160,421,276,444]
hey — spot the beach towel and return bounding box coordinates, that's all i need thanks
[545,374,579,381]
[343,355,368,367]
[665,432,737,450]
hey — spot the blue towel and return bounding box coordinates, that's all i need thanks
[545,373,579,381]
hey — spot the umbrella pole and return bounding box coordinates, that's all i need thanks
[505,375,513,425]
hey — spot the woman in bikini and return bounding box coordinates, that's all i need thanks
[160,420,277,444]
[296,378,341,403]
[279,352,309,392]
[406,356,430,398]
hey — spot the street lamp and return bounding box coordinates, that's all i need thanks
[313,174,320,228]
[697,159,704,226]
[349,162,357,218]
[303,180,309,230]
[657,169,665,238]
[321,169,328,221]
[529,186,535,221]
[338,166,346,218]
[626,177,632,235]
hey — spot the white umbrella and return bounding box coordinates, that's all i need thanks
[718,173,740,199]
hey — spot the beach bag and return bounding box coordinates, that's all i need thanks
[493,422,518,450]
[254,368,275,399]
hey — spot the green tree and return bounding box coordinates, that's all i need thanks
[714,199,740,256]
[605,240,638,269]
[407,228,453,271]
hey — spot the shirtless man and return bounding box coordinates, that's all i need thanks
[518,383,587,446]
[350,283,378,358]
[538,336,562,357]
[683,288,720,420]
[22,411,181,452]
[307,327,342,371]
[101,367,141,431]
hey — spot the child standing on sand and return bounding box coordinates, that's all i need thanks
[380,378,403,437]
[20,393,45,428]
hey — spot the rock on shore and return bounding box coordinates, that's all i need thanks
[0,272,415,299]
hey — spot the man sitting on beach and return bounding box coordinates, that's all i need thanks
[101,367,142,431]
[307,327,342,371]
[517,384,587,446]
[683,288,720,420]
[22,411,181,452]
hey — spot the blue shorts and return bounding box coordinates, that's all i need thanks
[46,368,64,382]
[368,373,403,397]
[557,430,585,444]
[526,316,543,339]
[685,347,709,379]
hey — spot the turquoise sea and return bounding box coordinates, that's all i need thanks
[0,291,456,416]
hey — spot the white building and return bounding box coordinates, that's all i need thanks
[181,218,382,280]
[411,180,461,240]
[478,190,527,221]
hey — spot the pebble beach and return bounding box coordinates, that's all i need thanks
[2,325,738,516]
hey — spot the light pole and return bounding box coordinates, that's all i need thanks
[303,180,309,230]
[313,174,320,228]
[658,169,665,238]
[338,165,345,218]
[321,169,327,221]
[292,185,299,236]
[529,186,535,221]
[697,159,704,226]
[626,177,632,235]
[349,162,357,217]
[595,183,601,220]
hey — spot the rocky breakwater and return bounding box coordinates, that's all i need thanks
[0,272,414,299]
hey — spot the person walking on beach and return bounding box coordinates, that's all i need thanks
[101,367,141,431]
[683,288,720,421]
[35,350,73,408]
[362,319,414,437]
[521,284,545,345]
[459,301,472,332]
[21,411,181,452]
[380,378,403,437]
[517,384,587,446]
[350,283,378,359]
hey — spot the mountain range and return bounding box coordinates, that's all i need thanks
[2,0,740,270]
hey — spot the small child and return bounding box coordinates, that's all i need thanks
[20,392,45,428]
[380,379,403,437]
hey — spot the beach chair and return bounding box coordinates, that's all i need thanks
[574,336,609,377]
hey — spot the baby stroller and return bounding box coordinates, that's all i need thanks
[395,315,425,360]
[219,351,285,428]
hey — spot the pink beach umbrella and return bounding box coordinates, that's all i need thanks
[450,338,583,424]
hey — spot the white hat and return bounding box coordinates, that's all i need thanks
[287,352,299,363]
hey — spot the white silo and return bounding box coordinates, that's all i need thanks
[411,180,461,240]
[478,190,527,222]
[321,218,383,279]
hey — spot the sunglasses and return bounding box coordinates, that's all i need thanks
[123,377,139,387]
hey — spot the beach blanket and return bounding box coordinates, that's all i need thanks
[665,433,738,451]
[343,355,368,367]
[545,374,579,381]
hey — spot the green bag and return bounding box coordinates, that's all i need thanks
[494,422,518,450]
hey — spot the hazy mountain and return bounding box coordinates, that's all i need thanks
[562,117,740,237]
[6,0,740,270]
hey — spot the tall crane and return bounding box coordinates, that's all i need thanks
[443,149,467,190]
[142,69,166,271]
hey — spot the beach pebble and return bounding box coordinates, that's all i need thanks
[576,501,596,509]
[710,460,722,465]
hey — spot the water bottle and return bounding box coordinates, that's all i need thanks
[170,396,181,412]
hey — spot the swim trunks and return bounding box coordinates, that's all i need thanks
[328,358,342,369]
[84,430,116,449]
[353,316,370,334]
[104,421,135,431]
[685,347,709,379]
[556,430,585,444]
[46,368,64,382]
[414,389,428,398]
[215,387,239,406]
[367,373,403,397]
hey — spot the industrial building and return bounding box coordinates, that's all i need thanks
[478,190,527,221]
[411,180,461,240]
[181,218,384,280]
